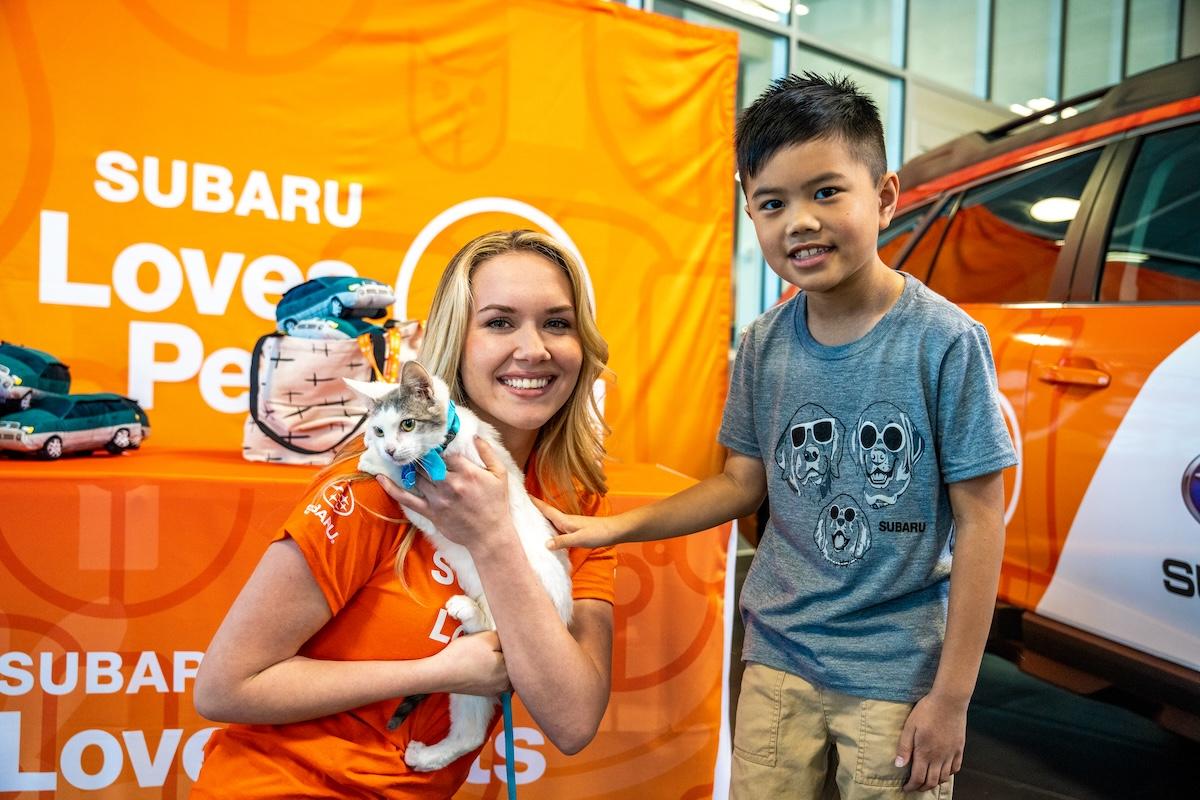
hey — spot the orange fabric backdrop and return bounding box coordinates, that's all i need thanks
[0,454,732,798]
[0,0,735,480]
[0,2,738,798]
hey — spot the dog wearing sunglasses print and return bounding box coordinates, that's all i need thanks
[775,404,845,500]
[813,494,871,565]
[853,401,925,509]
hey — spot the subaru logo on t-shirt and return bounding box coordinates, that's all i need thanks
[1184,455,1200,525]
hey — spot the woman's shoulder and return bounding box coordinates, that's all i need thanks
[300,456,407,528]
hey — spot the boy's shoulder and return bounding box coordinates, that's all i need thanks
[894,274,984,344]
[741,295,798,346]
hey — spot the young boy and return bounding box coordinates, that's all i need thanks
[544,73,1015,798]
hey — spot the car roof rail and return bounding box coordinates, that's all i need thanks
[982,87,1109,141]
[898,55,1200,193]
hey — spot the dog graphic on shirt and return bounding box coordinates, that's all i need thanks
[852,402,924,509]
[776,404,845,500]
[813,494,871,566]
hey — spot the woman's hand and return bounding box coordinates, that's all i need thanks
[377,437,514,553]
[430,631,511,696]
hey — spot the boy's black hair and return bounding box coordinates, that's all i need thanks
[736,72,887,184]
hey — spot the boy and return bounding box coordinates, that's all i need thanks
[544,73,1015,798]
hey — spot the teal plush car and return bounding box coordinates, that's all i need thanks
[0,342,71,410]
[275,277,394,334]
[0,393,150,459]
[288,316,381,340]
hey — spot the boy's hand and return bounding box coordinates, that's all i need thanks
[534,497,626,551]
[894,691,967,791]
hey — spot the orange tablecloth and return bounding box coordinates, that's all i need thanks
[0,450,731,799]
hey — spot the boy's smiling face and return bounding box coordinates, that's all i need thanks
[743,136,899,298]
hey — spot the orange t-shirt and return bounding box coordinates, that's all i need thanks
[190,455,615,799]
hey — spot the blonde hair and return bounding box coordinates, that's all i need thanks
[420,229,610,513]
[318,230,609,589]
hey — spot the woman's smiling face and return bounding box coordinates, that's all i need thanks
[460,251,583,455]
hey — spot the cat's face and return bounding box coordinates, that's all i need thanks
[461,252,582,446]
[349,365,447,467]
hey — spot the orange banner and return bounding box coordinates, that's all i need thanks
[1,2,738,798]
[0,454,733,799]
[0,0,736,481]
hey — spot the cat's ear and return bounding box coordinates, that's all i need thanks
[400,360,435,402]
[344,377,395,404]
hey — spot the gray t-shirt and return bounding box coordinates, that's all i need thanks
[719,273,1017,702]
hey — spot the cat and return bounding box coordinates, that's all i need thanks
[344,361,573,772]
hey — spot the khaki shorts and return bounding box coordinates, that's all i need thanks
[730,663,953,800]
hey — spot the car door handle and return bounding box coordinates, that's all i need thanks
[1036,364,1111,388]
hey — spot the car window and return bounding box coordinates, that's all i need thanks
[878,206,930,268]
[895,200,954,282]
[1099,123,1200,303]
[68,401,102,420]
[925,148,1103,303]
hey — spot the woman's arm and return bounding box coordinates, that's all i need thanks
[193,539,510,725]
[380,439,616,753]
[473,561,612,754]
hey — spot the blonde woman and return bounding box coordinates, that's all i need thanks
[192,230,615,798]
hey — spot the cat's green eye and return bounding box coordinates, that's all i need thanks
[372,426,384,437]
[400,419,416,432]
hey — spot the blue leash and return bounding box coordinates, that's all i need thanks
[501,691,517,799]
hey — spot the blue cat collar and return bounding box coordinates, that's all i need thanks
[399,401,460,490]
[441,400,460,450]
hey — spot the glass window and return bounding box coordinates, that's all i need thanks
[905,82,1018,161]
[1126,0,1181,76]
[991,0,1062,111]
[1100,125,1200,302]
[794,46,903,172]
[654,0,789,336]
[655,2,787,109]
[658,0,788,26]
[1063,0,1124,98]
[879,205,932,268]
[898,200,954,282]
[797,0,905,67]
[909,0,990,97]
[1187,5,1200,58]
[926,149,1103,303]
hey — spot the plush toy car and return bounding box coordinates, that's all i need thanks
[0,342,71,410]
[0,392,150,459]
[287,316,381,340]
[275,277,394,334]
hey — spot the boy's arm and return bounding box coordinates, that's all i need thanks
[543,451,767,549]
[896,470,1006,792]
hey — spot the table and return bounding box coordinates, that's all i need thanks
[0,450,732,799]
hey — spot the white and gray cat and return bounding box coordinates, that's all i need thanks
[344,361,573,772]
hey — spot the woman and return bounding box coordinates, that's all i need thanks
[192,230,614,798]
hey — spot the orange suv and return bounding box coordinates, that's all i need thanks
[876,56,1200,739]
